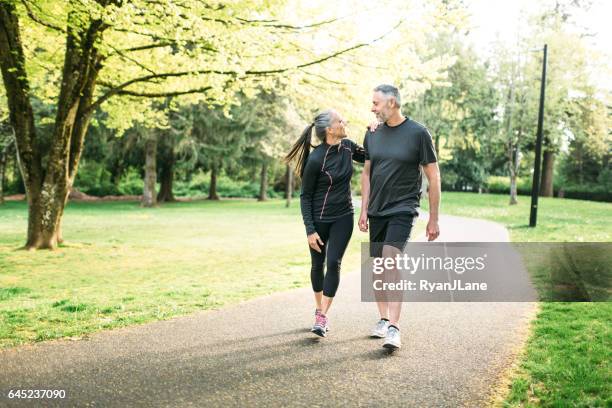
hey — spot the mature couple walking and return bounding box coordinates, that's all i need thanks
[285,84,441,350]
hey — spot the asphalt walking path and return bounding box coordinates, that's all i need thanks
[0,214,538,407]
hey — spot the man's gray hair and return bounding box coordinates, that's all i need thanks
[374,84,401,107]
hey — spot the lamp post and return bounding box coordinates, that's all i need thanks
[529,44,547,227]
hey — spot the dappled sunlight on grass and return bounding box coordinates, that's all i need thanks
[1,199,379,348]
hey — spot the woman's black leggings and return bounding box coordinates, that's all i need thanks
[310,213,353,298]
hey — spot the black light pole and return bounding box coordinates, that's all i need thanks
[529,44,547,227]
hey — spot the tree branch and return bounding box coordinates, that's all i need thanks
[234,16,337,30]
[91,20,402,110]
[105,28,218,56]
[103,39,217,60]
[20,0,65,33]
[298,68,351,86]
[118,42,174,53]
[108,86,213,98]
[106,43,158,75]
[213,7,377,31]
[124,2,377,33]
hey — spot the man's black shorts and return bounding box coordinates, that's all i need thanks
[369,212,416,257]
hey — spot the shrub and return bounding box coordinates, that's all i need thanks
[73,160,118,196]
[175,172,282,198]
[484,176,611,202]
[117,168,144,196]
[486,176,531,195]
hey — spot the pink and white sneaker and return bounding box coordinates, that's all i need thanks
[315,309,330,332]
[312,311,329,337]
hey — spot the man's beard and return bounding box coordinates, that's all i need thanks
[376,112,387,122]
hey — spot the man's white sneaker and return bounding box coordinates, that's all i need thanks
[370,319,390,338]
[383,326,401,349]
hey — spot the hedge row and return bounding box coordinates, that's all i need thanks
[72,161,288,199]
[480,176,611,202]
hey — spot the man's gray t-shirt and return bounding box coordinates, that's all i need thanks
[364,117,437,217]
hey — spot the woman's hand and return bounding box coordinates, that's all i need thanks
[367,121,381,132]
[308,232,325,253]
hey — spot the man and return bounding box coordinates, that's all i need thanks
[359,84,441,349]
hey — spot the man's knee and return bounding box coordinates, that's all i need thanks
[381,244,401,260]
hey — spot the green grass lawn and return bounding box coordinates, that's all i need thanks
[0,198,391,349]
[1,192,610,406]
[423,191,611,242]
[423,192,611,407]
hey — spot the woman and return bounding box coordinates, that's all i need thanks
[285,109,365,337]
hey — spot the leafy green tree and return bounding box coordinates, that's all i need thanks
[486,0,607,202]
[561,90,610,186]
[1,0,407,248]
[521,2,604,197]
[490,34,533,204]
[405,35,499,192]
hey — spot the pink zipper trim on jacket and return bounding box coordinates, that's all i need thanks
[320,171,333,218]
[319,144,333,218]
[321,144,332,171]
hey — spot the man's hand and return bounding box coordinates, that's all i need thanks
[367,121,381,132]
[422,162,441,242]
[307,232,325,253]
[426,219,440,241]
[359,211,369,232]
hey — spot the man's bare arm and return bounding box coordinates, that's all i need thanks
[359,160,371,232]
[422,162,441,240]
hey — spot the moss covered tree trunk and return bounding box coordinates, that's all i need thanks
[0,3,105,249]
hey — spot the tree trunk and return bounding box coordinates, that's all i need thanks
[24,188,64,249]
[0,142,6,204]
[540,150,555,197]
[503,66,517,206]
[509,174,518,205]
[258,161,268,201]
[13,153,24,194]
[209,166,219,200]
[576,147,584,185]
[285,164,293,208]
[0,3,105,249]
[508,128,521,206]
[157,147,175,203]
[508,140,518,205]
[142,136,157,207]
